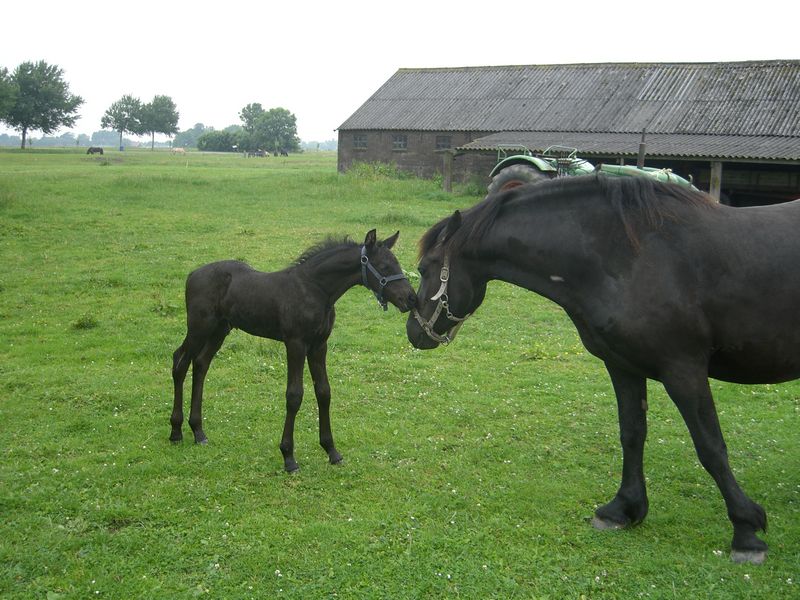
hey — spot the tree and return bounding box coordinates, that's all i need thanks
[239,103,265,133]
[140,95,179,150]
[101,95,143,150]
[252,107,300,154]
[2,61,83,149]
[0,67,15,122]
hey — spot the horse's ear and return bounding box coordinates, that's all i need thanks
[443,210,462,242]
[364,229,377,249]
[381,230,400,249]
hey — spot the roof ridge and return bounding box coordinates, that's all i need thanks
[396,60,800,72]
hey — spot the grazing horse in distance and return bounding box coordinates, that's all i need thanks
[86,146,103,155]
[171,230,416,472]
[407,174,800,564]
[171,147,187,155]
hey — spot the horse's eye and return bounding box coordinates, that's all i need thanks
[418,265,426,277]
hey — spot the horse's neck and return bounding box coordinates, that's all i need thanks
[300,248,362,304]
[475,199,615,304]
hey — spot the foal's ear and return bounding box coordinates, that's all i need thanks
[443,210,462,242]
[364,229,377,249]
[381,230,400,249]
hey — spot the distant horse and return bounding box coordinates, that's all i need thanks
[279,149,288,157]
[86,146,103,155]
[171,230,416,472]
[407,174,800,564]
[171,147,187,155]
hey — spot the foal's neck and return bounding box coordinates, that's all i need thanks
[299,245,363,305]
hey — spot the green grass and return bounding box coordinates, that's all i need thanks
[1,147,798,598]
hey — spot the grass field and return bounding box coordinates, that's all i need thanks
[0,148,798,598]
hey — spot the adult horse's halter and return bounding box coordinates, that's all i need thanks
[360,246,407,311]
[412,253,471,344]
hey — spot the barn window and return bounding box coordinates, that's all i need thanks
[436,136,452,150]
[353,134,367,150]
[392,134,408,151]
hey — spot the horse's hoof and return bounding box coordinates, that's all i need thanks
[194,438,208,445]
[285,466,300,474]
[169,434,183,443]
[591,516,627,530]
[329,455,344,466]
[731,550,767,565]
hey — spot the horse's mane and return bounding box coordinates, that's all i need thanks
[292,236,358,267]
[419,174,717,257]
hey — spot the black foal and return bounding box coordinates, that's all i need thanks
[170,230,416,472]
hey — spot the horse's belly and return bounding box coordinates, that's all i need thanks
[709,345,800,384]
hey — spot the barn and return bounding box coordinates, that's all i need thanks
[337,61,800,206]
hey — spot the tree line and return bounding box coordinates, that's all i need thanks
[1,60,302,152]
[193,103,300,154]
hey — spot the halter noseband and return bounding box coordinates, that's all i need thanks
[361,245,407,311]
[412,253,471,345]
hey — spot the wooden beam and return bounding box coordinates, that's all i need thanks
[709,161,723,201]
[442,151,453,192]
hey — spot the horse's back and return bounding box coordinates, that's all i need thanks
[592,198,800,384]
[186,260,253,292]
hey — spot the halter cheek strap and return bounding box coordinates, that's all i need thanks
[412,254,471,344]
[361,245,408,311]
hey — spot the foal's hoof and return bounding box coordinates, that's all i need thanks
[169,434,183,443]
[329,454,344,466]
[731,550,767,565]
[591,516,628,530]
[194,437,208,445]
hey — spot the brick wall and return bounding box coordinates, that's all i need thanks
[338,130,497,184]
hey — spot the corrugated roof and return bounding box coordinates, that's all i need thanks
[457,132,800,161]
[338,62,800,157]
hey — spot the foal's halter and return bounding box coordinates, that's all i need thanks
[360,245,408,311]
[412,253,471,345]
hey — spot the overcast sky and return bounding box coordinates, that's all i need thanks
[2,0,797,142]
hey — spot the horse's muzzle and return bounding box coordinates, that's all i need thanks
[406,314,440,349]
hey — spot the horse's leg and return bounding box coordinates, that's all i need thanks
[279,338,307,473]
[307,341,342,465]
[593,364,649,529]
[170,340,191,441]
[661,364,767,564]
[188,327,229,444]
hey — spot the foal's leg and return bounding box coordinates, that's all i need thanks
[661,364,767,564]
[188,328,229,444]
[308,341,343,465]
[593,364,649,529]
[279,338,307,473]
[170,335,204,442]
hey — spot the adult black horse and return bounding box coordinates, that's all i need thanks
[406,174,800,564]
[172,230,416,472]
